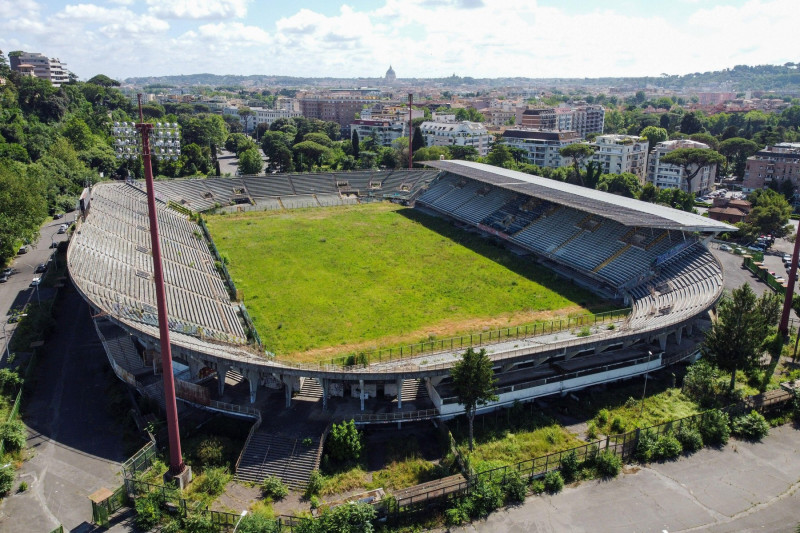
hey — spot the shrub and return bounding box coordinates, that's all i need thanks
[653,434,682,461]
[559,450,580,483]
[445,504,469,527]
[0,368,21,394]
[305,470,323,499]
[530,479,545,494]
[610,416,626,434]
[501,471,527,504]
[17,481,28,493]
[0,467,14,495]
[634,429,657,463]
[731,410,770,441]
[543,470,564,494]
[309,495,321,510]
[182,512,218,533]
[0,420,27,452]
[314,501,376,533]
[327,420,362,463]
[261,475,289,500]
[195,437,226,467]
[595,450,621,478]
[468,478,503,518]
[197,466,230,497]
[700,409,730,446]
[683,360,722,407]
[674,425,703,453]
[134,491,163,530]
[596,409,610,426]
[586,422,598,440]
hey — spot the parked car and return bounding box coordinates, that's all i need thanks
[1,267,14,276]
[53,213,64,220]
[30,277,41,286]
[58,223,68,234]
[747,245,765,252]
[0,273,8,283]
[18,245,28,254]
[34,263,47,273]
[774,276,786,283]
[719,244,732,252]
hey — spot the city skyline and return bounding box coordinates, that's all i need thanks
[0,0,797,81]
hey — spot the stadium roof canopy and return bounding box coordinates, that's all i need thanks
[422,160,737,233]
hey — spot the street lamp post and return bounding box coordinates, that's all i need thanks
[638,351,653,425]
[233,510,248,532]
[113,95,190,486]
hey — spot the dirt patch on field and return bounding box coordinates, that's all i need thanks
[284,304,610,362]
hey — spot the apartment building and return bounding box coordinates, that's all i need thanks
[9,51,70,87]
[418,120,491,156]
[519,105,604,139]
[647,139,716,194]
[223,106,302,133]
[298,89,380,131]
[500,129,581,168]
[742,143,800,193]
[520,108,557,130]
[588,134,649,181]
[350,119,407,147]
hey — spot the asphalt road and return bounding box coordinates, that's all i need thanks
[1,215,74,362]
[0,287,131,532]
[452,424,800,533]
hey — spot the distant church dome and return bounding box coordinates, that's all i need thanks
[385,65,396,83]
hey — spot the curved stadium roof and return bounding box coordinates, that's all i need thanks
[422,160,737,233]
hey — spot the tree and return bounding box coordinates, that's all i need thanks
[238,147,263,175]
[640,126,668,151]
[0,165,48,263]
[448,145,478,160]
[485,144,515,168]
[745,188,793,237]
[86,74,120,87]
[351,129,360,159]
[327,419,362,462]
[680,112,703,135]
[703,284,780,391]
[411,126,425,152]
[559,143,596,186]
[688,132,719,151]
[718,137,759,178]
[597,172,642,198]
[583,161,603,189]
[293,140,331,171]
[451,348,497,451]
[660,148,725,194]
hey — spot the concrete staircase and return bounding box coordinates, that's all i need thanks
[297,378,323,399]
[401,379,430,404]
[235,430,322,489]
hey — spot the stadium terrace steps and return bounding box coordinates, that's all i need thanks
[400,379,430,405]
[235,431,322,488]
[70,183,247,344]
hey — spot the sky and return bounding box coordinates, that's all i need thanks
[1,0,798,81]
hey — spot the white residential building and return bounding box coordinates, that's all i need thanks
[589,134,650,181]
[500,130,581,168]
[223,106,302,133]
[9,51,71,87]
[647,139,716,194]
[419,120,491,156]
[350,119,407,147]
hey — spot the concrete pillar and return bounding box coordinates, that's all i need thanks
[686,322,694,336]
[284,375,293,408]
[244,368,259,404]
[658,333,668,352]
[675,326,683,345]
[359,379,365,412]
[187,357,204,380]
[321,378,329,411]
[396,378,403,410]
[216,362,231,396]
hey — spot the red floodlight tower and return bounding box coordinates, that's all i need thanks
[114,95,191,487]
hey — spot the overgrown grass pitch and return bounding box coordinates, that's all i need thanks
[206,203,604,359]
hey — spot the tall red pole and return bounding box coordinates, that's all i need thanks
[137,95,185,476]
[779,225,800,335]
[408,93,413,170]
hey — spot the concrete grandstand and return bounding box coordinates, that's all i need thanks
[68,162,735,427]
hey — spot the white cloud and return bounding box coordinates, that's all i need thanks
[146,0,250,20]
[1,0,798,79]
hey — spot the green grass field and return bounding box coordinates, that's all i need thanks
[206,203,608,360]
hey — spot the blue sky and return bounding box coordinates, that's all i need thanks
[0,0,795,81]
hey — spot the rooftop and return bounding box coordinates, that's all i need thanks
[421,160,737,232]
